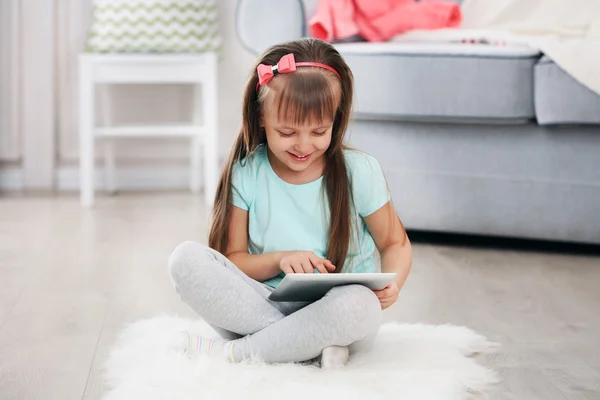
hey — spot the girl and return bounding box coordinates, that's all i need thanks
[168,38,412,369]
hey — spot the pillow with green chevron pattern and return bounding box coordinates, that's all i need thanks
[85,0,221,53]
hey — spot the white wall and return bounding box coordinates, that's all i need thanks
[215,0,257,157]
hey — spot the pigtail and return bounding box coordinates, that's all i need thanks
[324,148,352,272]
[208,64,263,253]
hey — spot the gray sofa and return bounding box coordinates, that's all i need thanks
[236,0,600,244]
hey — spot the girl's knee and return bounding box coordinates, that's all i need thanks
[167,241,212,285]
[329,284,381,312]
[326,284,382,337]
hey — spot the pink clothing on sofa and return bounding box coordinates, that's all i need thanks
[309,0,462,43]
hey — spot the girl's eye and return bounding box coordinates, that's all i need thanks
[313,131,327,136]
[277,130,295,138]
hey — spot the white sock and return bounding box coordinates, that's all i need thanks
[320,345,350,369]
[179,330,237,362]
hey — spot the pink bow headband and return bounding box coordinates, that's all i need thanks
[256,53,341,90]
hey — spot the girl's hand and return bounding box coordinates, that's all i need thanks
[279,251,336,274]
[373,282,400,310]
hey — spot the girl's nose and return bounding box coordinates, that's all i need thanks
[294,135,312,154]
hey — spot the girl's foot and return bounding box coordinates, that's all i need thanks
[179,330,237,362]
[320,345,349,369]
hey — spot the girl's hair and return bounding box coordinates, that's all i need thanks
[209,38,354,272]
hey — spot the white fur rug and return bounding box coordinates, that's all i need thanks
[102,315,499,400]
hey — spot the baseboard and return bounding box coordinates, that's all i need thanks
[0,165,203,191]
[0,166,24,191]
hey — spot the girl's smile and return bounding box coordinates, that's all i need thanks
[287,151,312,162]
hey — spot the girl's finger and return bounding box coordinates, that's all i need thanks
[281,263,293,274]
[309,254,327,274]
[380,285,394,296]
[379,290,396,301]
[382,297,397,309]
[291,262,304,274]
[323,259,336,271]
[300,261,314,273]
[380,297,393,307]
[308,254,327,273]
[313,261,328,274]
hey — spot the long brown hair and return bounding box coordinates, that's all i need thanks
[208,38,355,272]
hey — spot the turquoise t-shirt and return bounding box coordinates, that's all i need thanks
[231,144,391,288]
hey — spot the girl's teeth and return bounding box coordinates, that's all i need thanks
[290,152,310,159]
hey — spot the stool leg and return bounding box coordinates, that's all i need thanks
[190,83,202,194]
[99,85,117,195]
[79,56,95,207]
[104,140,117,195]
[190,136,202,194]
[202,52,219,208]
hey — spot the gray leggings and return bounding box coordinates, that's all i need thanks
[167,241,382,364]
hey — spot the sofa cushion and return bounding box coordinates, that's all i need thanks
[534,56,600,125]
[335,42,541,122]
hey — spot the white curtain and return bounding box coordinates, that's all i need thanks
[55,0,94,164]
[0,1,21,162]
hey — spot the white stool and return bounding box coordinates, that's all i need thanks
[78,53,219,207]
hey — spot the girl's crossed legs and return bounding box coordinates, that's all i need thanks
[167,241,382,364]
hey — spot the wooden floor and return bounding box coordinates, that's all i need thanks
[0,193,598,400]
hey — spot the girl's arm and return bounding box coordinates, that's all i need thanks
[364,202,412,308]
[224,206,288,281]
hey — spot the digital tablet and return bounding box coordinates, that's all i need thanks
[267,273,397,302]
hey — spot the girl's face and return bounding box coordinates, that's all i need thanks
[261,102,334,180]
